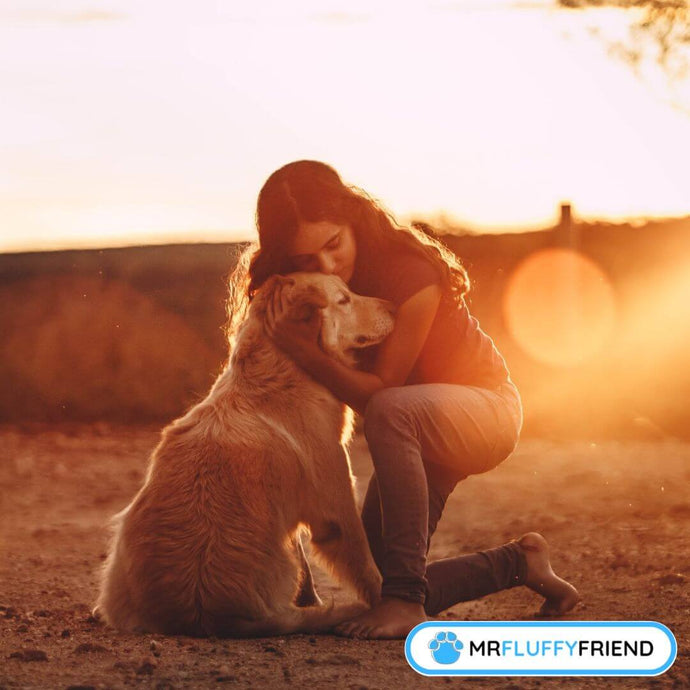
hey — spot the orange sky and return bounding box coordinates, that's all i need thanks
[2,1,689,252]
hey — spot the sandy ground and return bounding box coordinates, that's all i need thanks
[0,425,688,690]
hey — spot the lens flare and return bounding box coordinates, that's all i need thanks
[503,248,617,367]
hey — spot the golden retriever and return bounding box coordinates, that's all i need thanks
[95,273,395,637]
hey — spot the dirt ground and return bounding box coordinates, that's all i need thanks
[0,425,688,690]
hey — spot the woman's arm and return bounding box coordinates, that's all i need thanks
[267,284,442,415]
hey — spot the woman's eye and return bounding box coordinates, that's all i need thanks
[328,235,341,249]
[337,295,351,305]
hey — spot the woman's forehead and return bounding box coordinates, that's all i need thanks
[291,220,343,256]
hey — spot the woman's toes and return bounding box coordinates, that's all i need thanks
[335,618,368,638]
[517,531,581,617]
[538,602,565,618]
[349,623,368,639]
[538,589,582,617]
[334,622,353,636]
[536,601,560,617]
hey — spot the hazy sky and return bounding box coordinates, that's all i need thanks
[2,0,690,251]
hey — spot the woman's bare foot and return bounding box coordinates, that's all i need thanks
[518,532,581,616]
[334,596,426,639]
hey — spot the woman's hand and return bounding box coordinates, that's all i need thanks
[265,282,322,365]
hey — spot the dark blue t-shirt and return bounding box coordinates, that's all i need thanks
[350,248,510,389]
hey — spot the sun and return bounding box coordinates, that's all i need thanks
[503,248,617,368]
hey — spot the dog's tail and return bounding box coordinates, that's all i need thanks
[208,601,367,638]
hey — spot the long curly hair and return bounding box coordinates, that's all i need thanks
[226,160,469,347]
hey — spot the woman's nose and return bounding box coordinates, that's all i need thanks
[317,253,336,274]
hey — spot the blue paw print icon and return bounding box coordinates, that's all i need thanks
[429,631,464,664]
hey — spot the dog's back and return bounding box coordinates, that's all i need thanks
[97,392,319,635]
[96,274,390,636]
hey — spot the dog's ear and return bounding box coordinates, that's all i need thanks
[266,274,295,292]
[276,275,296,288]
[287,284,328,322]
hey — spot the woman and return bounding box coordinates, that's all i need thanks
[227,160,580,639]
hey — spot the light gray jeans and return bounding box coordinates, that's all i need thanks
[361,381,525,614]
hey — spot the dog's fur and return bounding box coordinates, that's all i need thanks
[95,273,395,637]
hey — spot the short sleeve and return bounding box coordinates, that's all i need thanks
[377,251,442,307]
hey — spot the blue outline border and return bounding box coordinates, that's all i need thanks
[404,621,677,677]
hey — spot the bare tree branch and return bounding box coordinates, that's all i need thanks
[557,0,690,74]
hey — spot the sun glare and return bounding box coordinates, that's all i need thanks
[1,1,689,252]
[503,249,617,368]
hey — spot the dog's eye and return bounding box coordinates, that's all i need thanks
[337,295,351,305]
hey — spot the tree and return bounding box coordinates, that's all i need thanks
[557,1,690,75]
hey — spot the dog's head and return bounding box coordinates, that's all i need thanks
[264,273,395,366]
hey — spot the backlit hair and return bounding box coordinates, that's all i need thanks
[226,160,469,347]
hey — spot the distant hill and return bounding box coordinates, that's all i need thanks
[2,215,689,438]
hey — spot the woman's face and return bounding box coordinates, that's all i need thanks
[288,220,357,284]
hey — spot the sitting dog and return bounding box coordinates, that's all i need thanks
[95,273,395,637]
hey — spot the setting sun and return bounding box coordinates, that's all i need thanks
[503,248,617,367]
[2,0,689,252]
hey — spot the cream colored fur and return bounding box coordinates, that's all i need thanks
[95,273,394,637]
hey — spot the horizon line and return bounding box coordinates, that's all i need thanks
[2,211,689,256]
